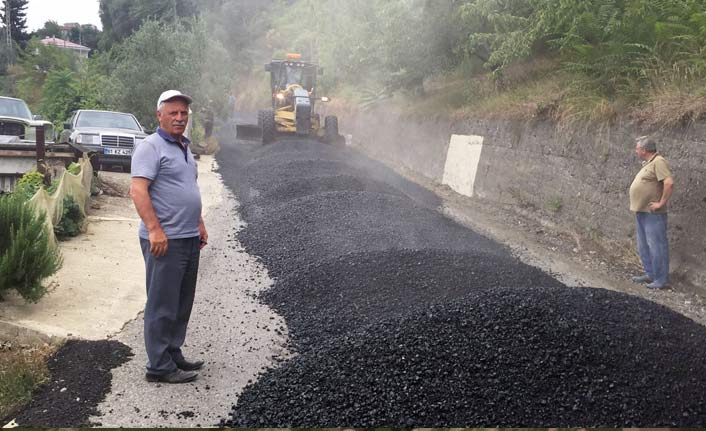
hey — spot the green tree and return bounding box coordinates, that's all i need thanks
[78,24,101,51]
[459,0,535,70]
[9,40,76,112]
[105,19,230,129]
[40,69,80,128]
[98,0,198,49]
[0,0,30,48]
[261,0,463,95]
[75,53,110,110]
[33,20,61,39]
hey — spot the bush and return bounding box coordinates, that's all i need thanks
[54,195,85,240]
[0,194,63,303]
[14,171,45,201]
[66,162,81,176]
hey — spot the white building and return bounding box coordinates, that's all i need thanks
[40,37,91,59]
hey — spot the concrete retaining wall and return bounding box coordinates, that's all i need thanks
[341,104,706,289]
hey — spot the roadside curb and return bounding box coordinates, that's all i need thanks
[0,319,66,346]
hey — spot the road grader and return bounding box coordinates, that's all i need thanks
[237,54,342,144]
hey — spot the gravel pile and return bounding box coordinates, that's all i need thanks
[263,249,565,352]
[217,140,441,210]
[227,286,706,427]
[260,175,404,206]
[217,137,706,427]
[10,340,132,427]
[239,191,503,278]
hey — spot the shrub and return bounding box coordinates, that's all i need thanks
[0,194,62,303]
[54,195,85,240]
[14,171,45,201]
[66,162,81,176]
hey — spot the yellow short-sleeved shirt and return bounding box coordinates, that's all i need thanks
[629,154,672,213]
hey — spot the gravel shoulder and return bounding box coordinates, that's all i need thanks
[360,154,706,329]
[434,173,706,328]
[91,156,286,427]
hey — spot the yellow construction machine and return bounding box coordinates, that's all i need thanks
[239,54,342,144]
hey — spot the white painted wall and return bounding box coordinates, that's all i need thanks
[442,134,484,197]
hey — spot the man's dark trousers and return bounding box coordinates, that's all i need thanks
[140,237,200,375]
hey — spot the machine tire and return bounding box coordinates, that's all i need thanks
[324,115,339,144]
[259,109,276,144]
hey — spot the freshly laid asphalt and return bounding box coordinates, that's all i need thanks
[217,137,706,427]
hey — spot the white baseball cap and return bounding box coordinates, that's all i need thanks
[157,90,193,110]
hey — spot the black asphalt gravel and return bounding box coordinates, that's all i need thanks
[263,249,565,353]
[216,136,706,427]
[229,286,706,427]
[9,340,132,427]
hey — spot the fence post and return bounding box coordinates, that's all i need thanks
[35,125,50,185]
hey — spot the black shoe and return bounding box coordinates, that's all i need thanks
[174,358,204,371]
[145,369,198,384]
[645,281,670,290]
[631,274,653,283]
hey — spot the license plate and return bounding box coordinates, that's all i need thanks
[104,148,132,156]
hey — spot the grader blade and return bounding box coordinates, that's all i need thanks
[235,123,262,141]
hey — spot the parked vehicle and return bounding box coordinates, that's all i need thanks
[0,96,59,192]
[0,96,55,144]
[61,110,148,171]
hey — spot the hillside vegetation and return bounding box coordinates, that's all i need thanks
[259,0,706,127]
[3,0,706,129]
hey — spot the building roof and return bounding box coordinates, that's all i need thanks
[40,37,90,51]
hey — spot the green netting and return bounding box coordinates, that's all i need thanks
[27,158,93,244]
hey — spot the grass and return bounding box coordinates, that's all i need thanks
[547,196,563,213]
[0,342,55,420]
[634,86,706,129]
[341,55,706,131]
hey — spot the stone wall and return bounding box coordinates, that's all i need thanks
[340,104,706,289]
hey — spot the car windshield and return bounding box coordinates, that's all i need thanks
[76,111,142,130]
[0,98,32,120]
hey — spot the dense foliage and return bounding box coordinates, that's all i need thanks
[248,0,706,120]
[54,195,84,240]
[103,18,231,128]
[0,0,30,48]
[4,0,706,128]
[0,194,62,303]
[98,0,198,50]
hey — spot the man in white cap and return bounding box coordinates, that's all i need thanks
[130,90,208,383]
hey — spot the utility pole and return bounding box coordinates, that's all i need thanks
[5,0,12,67]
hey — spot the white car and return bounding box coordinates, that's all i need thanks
[0,96,55,145]
[62,109,148,171]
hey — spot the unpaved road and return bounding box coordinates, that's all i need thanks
[91,157,287,427]
[7,157,287,428]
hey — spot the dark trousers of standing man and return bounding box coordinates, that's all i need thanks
[140,237,200,376]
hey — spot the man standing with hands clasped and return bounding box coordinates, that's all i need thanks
[130,90,208,384]
[629,135,674,290]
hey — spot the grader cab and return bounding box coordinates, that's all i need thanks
[255,54,341,144]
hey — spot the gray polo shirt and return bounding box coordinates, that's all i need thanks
[131,128,202,240]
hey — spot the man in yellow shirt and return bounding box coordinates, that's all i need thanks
[629,136,674,289]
